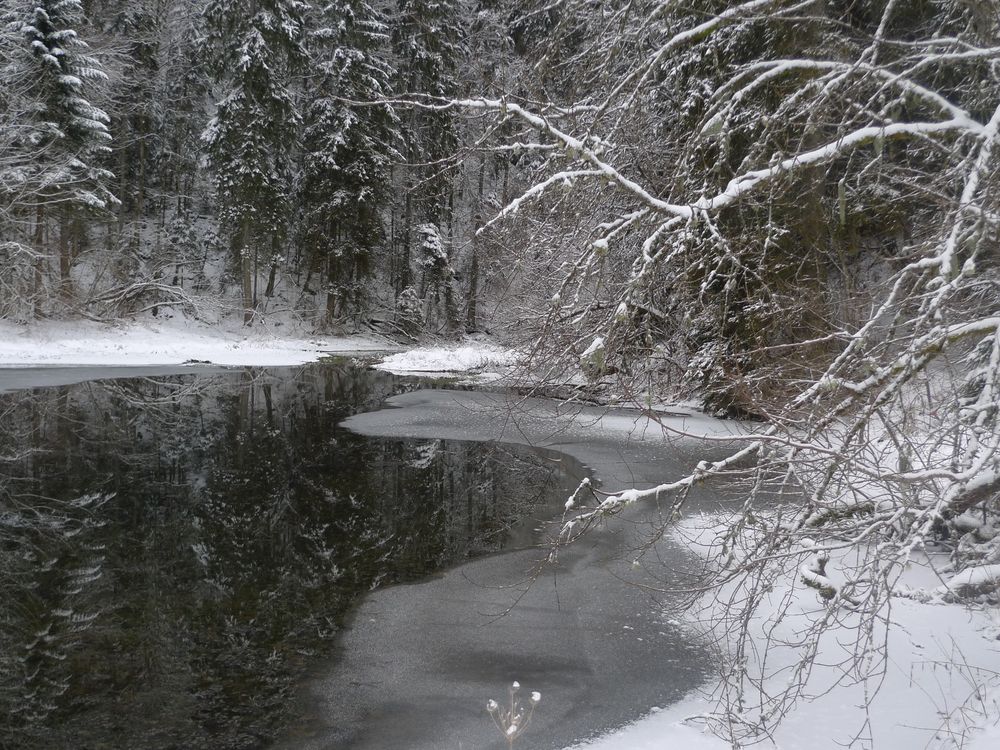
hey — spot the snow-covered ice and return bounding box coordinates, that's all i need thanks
[563,514,1000,750]
[372,343,519,376]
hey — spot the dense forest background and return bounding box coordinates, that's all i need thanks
[0,0,495,335]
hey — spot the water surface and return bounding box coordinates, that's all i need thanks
[0,365,579,749]
[280,389,741,750]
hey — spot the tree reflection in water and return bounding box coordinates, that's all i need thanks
[0,365,575,749]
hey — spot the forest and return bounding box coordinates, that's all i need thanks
[1,0,543,337]
[2,0,1000,746]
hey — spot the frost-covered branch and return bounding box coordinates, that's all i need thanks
[468,2,1000,743]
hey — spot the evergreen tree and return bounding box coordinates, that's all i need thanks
[301,0,399,322]
[202,0,307,324]
[0,4,28,229]
[391,0,464,290]
[92,0,162,230]
[159,11,211,219]
[415,221,456,329]
[15,0,116,303]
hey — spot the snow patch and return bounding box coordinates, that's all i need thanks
[373,344,520,375]
[0,317,395,367]
[566,514,1000,750]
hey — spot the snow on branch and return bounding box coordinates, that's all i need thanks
[937,564,1000,597]
[694,119,977,213]
[390,94,984,236]
[704,59,981,133]
[478,169,604,235]
[559,443,761,537]
[598,0,790,118]
[935,102,1000,278]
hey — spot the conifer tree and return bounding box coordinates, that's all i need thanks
[301,0,398,322]
[202,0,307,324]
[15,0,116,303]
[391,0,464,290]
[93,0,162,231]
[157,3,211,218]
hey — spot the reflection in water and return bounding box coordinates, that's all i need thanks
[0,365,574,749]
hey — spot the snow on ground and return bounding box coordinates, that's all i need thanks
[373,343,519,377]
[567,598,999,750]
[0,316,397,367]
[563,515,1000,750]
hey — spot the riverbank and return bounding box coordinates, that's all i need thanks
[0,317,397,367]
[565,513,1000,750]
[0,317,532,377]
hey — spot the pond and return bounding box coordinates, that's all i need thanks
[0,363,723,750]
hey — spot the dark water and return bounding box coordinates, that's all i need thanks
[0,365,580,750]
[290,389,726,750]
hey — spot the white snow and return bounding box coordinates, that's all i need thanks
[563,515,1000,750]
[939,564,1000,596]
[373,343,519,376]
[566,598,1000,749]
[0,317,396,367]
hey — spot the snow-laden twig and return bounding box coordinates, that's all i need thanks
[487,681,541,749]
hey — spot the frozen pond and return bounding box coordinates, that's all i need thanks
[0,365,740,750]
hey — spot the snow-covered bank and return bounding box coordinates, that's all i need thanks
[0,317,397,367]
[0,320,531,379]
[564,515,1000,750]
[372,342,519,378]
[568,606,998,750]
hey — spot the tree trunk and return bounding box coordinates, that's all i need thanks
[326,225,338,322]
[466,243,479,332]
[240,220,254,325]
[265,259,278,298]
[444,278,457,333]
[33,205,46,318]
[118,139,129,230]
[467,157,485,332]
[58,214,72,301]
[401,190,412,291]
[390,176,398,291]
[252,243,259,312]
[135,119,147,254]
[264,234,279,298]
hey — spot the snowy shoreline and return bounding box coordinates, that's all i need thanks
[0,317,400,368]
[0,319,532,377]
[564,516,1000,750]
